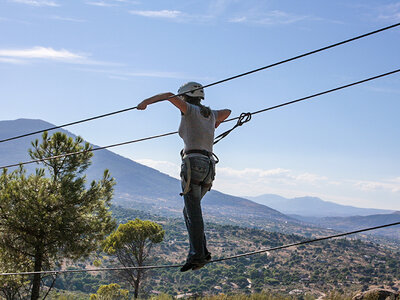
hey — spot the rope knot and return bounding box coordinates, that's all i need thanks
[237,112,252,126]
[213,112,253,145]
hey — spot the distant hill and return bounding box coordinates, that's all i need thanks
[0,119,293,229]
[291,212,400,240]
[54,205,400,297]
[4,119,399,240]
[247,194,393,217]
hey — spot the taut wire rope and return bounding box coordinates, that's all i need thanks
[0,131,177,169]
[1,221,399,276]
[1,22,399,144]
[213,112,252,145]
[1,67,399,170]
[224,68,400,123]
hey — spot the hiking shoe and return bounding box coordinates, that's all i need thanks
[191,255,211,271]
[191,263,206,271]
[180,262,195,272]
[181,253,212,272]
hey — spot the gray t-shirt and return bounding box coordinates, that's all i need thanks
[179,103,218,153]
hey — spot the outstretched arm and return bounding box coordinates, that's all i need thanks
[215,109,231,128]
[137,92,188,114]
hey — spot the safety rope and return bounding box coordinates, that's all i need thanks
[1,221,399,276]
[213,112,252,145]
[0,132,177,169]
[1,68,399,170]
[0,22,399,144]
[224,69,400,123]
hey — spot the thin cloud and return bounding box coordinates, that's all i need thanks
[354,178,400,193]
[0,57,26,64]
[0,46,120,66]
[229,10,309,25]
[377,2,400,21]
[217,167,290,179]
[208,0,238,15]
[218,167,329,187]
[49,15,86,22]
[108,75,129,81]
[135,159,180,179]
[129,9,213,24]
[295,172,329,183]
[129,10,182,19]
[86,1,117,7]
[228,9,344,26]
[230,16,246,23]
[260,10,308,25]
[133,158,331,187]
[135,159,335,199]
[353,2,400,22]
[9,0,59,7]
[113,0,140,3]
[129,158,399,209]
[0,47,84,60]
[85,0,138,7]
[0,17,31,24]
[368,86,400,94]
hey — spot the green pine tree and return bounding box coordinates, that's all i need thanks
[0,249,32,300]
[103,219,165,299]
[90,283,129,300]
[0,132,116,300]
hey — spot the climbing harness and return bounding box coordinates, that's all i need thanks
[182,149,219,163]
[213,112,252,145]
[179,150,217,196]
[180,155,192,196]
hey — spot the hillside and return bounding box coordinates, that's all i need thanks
[247,194,393,217]
[291,212,400,241]
[0,119,295,230]
[52,206,400,298]
[2,119,398,240]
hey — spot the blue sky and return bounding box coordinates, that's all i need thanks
[1,0,399,210]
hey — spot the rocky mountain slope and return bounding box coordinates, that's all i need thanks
[1,118,398,239]
[247,194,393,217]
[53,206,400,298]
[292,211,400,240]
[0,119,292,228]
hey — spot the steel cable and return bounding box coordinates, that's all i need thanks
[1,22,399,144]
[1,68,399,170]
[1,221,399,276]
[0,131,178,169]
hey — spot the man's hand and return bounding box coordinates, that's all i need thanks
[137,101,147,110]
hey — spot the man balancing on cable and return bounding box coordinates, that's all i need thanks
[137,82,231,272]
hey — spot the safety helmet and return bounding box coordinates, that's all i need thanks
[177,82,204,99]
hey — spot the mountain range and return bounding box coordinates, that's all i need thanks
[292,211,400,240]
[0,119,292,228]
[246,194,400,241]
[1,118,399,241]
[246,194,394,217]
